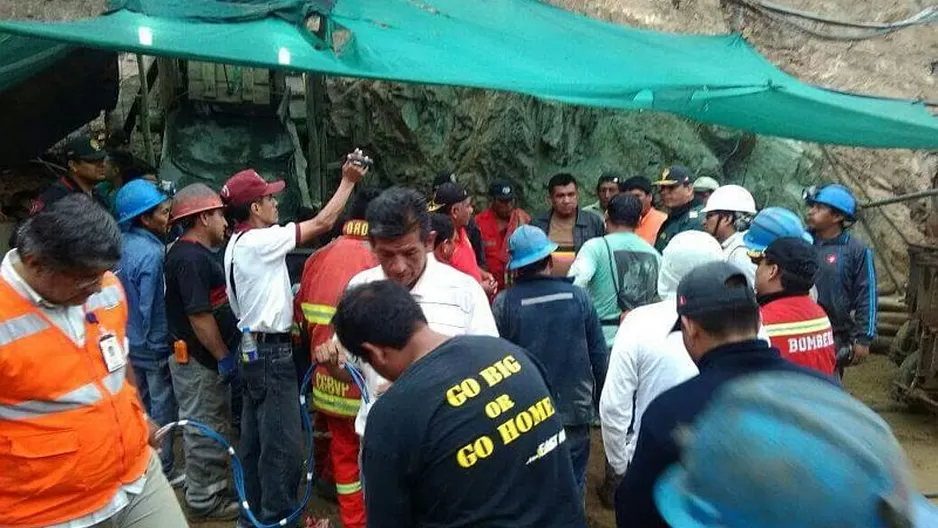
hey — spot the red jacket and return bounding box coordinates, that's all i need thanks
[475,207,530,289]
[760,292,836,376]
[294,220,377,416]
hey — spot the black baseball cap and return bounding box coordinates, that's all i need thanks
[428,182,469,213]
[621,175,653,195]
[65,135,107,162]
[672,261,758,331]
[489,181,515,200]
[432,170,457,189]
[654,165,693,187]
[763,237,819,284]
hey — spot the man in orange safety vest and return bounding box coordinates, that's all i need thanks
[0,195,187,527]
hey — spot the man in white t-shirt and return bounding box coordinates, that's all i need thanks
[222,153,367,528]
[315,187,498,437]
[597,231,723,507]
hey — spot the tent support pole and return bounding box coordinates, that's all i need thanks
[305,72,325,205]
[306,18,330,206]
[136,54,156,166]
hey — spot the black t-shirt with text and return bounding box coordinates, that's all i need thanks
[362,335,586,528]
[164,239,240,370]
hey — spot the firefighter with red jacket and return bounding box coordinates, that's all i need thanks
[474,181,531,289]
[293,189,380,528]
[750,236,837,376]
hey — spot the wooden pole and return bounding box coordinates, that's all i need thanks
[863,188,938,209]
[136,54,156,166]
[305,72,324,205]
[156,58,178,118]
[305,17,331,206]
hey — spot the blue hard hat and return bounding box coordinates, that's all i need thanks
[804,183,857,218]
[115,179,168,225]
[654,373,938,528]
[508,225,558,270]
[743,207,812,252]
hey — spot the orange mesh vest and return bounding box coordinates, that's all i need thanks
[295,221,376,417]
[0,272,150,526]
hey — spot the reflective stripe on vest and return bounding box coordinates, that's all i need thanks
[302,303,336,325]
[0,366,125,421]
[0,313,49,346]
[102,366,127,395]
[85,284,122,313]
[336,481,362,495]
[764,316,831,337]
[0,381,101,421]
[312,388,361,416]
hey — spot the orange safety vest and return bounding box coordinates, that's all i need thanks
[0,272,150,526]
[294,221,375,418]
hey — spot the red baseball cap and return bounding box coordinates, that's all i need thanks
[220,169,286,206]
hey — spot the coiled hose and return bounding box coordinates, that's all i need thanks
[155,362,370,528]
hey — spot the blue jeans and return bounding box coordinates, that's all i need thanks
[132,359,178,474]
[565,425,592,500]
[239,339,303,527]
[230,375,243,428]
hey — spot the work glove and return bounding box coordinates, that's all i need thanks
[217,354,238,384]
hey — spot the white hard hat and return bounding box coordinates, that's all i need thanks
[701,184,757,215]
[693,176,720,192]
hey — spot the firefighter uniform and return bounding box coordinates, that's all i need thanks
[760,292,837,376]
[0,271,151,526]
[294,219,376,528]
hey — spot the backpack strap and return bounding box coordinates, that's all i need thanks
[227,232,244,303]
[603,237,627,312]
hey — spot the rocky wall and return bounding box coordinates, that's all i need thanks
[322,78,824,216]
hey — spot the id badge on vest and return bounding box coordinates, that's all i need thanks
[99,330,126,373]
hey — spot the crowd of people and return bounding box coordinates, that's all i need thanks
[1,135,934,528]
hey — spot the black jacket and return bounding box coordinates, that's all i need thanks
[32,174,110,214]
[653,198,704,252]
[614,339,837,528]
[9,174,110,248]
[491,275,608,426]
[466,218,486,269]
[813,231,877,345]
[531,208,605,253]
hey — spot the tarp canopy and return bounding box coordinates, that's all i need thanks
[0,34,70,92]
[1,0,936,149]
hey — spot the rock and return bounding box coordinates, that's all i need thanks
[322,79,823,216]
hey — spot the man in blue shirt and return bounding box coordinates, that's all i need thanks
[492,225,607,498]
[804,184,877,376]
[114,180,181,486]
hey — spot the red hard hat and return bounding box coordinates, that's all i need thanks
[171,183,224,223]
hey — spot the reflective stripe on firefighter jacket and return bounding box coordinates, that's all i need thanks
[760,292,837,376]
[0,272,150,527]
[294,220,377,417]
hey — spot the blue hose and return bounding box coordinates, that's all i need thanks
[160,362,370,528]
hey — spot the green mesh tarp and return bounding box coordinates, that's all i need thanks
[159,107,305,221]
[106,0,334,24]
[0,0,936,149]
[0,34,70,92]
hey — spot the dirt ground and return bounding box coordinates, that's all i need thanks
[187,354,938,528]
